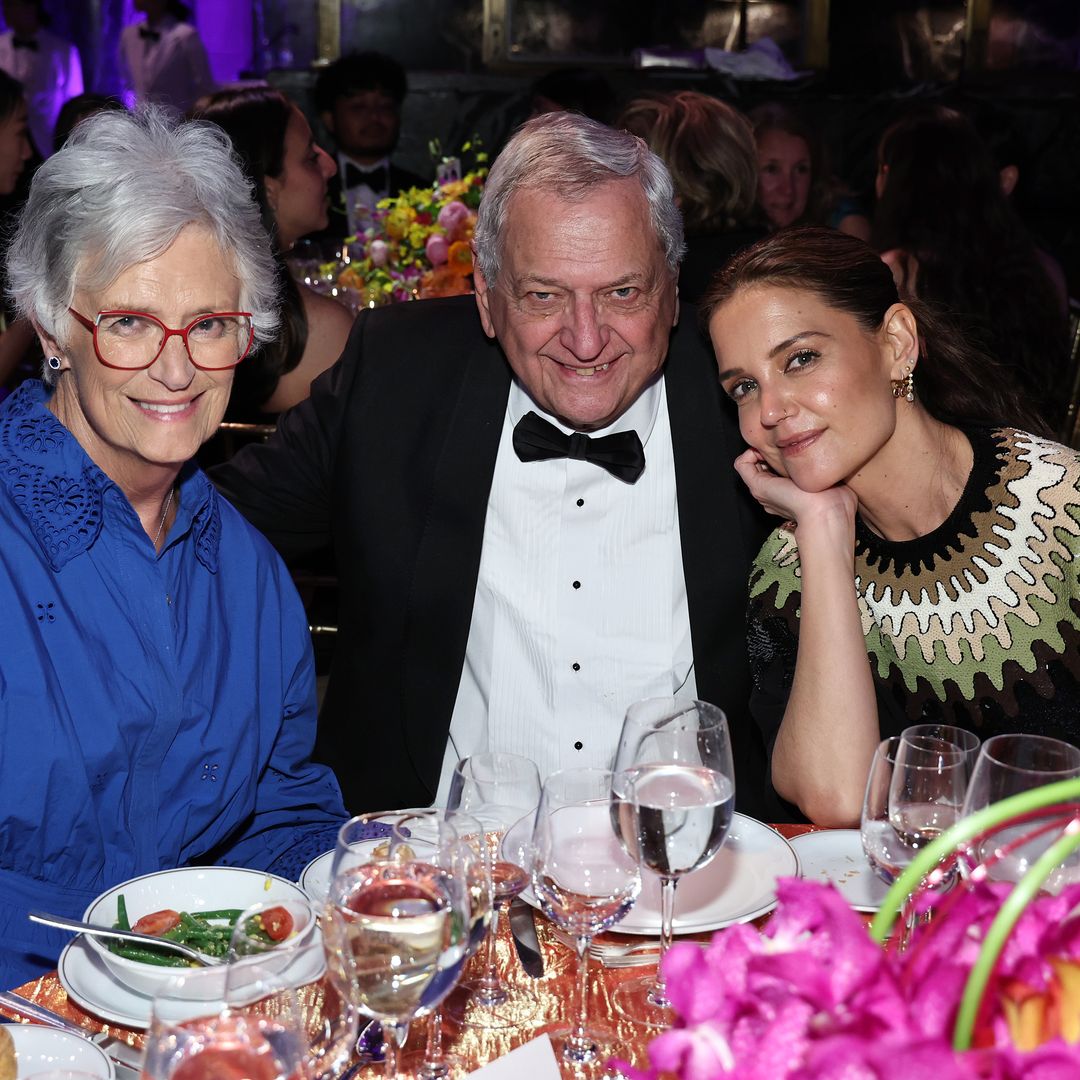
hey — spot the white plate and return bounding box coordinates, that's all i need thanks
[7,1023,115,1080]
[789,829,892,912]
[57,936,326,1031]
[299,810,441,904]
[507,811,799,935]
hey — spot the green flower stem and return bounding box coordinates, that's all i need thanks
[952,824,1080,1051]
[866,778,1080,1051]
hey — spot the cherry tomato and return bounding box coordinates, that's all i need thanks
[131,909,182,936]
[259,906,294,942]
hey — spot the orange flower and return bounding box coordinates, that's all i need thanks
[446,240,473,277]
[418,265,473,299]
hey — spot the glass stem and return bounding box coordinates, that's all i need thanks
[567,934,593,1057]
[382,1030,399,1080]
[475,900,504,1001]
[650,875,678,1007]
[422,1009,447,1078]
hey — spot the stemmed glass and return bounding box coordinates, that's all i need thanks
[142,963,309,1080]
[531,767,640,1068]
[445,752,541,1025]
[322,813,469,1079]
[390,810,493,1080]
[961,733,1080,888]
[610,697,735,1029]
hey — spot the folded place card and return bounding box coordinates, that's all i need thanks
[467,1034,562,1080]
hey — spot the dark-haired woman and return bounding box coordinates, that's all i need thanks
[704,227,1080,826]
[194,87,353,417]
[872,106,1068,430]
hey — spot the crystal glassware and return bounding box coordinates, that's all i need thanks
[610,697,735,1028]
[531,767,640,1067]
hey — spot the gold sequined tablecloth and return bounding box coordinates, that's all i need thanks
[1,824,816,1075]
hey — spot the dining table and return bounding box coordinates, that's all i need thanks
[0,823,819,1078]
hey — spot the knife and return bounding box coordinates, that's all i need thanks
[0,991,142,1078]
[508,898,545,978]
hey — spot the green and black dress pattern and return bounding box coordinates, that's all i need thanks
[746,427,1080,753]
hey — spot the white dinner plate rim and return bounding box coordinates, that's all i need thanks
[515,811,799,936]
[8,1020,116,1080]
[58,934,326,1030]
[788,828,892,913]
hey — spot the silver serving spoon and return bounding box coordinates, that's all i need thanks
[28,910,225,966]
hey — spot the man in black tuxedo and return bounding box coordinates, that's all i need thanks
[213,112,780,820]
[311,51,427,243]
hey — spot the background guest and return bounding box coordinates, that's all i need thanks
[52,91,124,153]
[118,0,214,113]
[312,50,428,242]
[705,227,1078,826]
[194,86,353,417]
[0,0,82,157]
[749,102,870,241]
[619,90,764,304]
[0,105,347,986]
[871,105,1068,431]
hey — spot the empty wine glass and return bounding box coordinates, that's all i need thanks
[445,752,541,1025]
[322,814,469,1079]
[962,733,1080,888]
[610,697,734,1029]
[142,963,308,1080]
[531,767,640,1068]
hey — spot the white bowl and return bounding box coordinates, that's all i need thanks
[8,1023,115,1080]
[82,866,315,999]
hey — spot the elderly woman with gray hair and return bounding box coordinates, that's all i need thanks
[0,106,347,986]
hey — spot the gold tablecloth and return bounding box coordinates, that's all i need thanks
[1,824,816,1074]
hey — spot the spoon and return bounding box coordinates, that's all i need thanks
[28,910,225,966]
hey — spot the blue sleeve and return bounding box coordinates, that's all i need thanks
[214,611,347,879]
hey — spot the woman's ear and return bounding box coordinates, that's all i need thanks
[34,321,68,371]
[882,302,919,380]
[264,174,280,214]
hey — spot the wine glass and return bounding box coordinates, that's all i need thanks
[531,767,640,1068]
[962,733,1080,888]
[142,963,308,1080]
[390,810,492,1080]
[445,752,541,1025]
[322,816,469,1080]
[610,697,734,1029]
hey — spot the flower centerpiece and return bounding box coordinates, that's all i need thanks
[338,143,488,306]
[624,782,1080,1080]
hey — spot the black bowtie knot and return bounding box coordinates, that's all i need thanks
[344,162,388,192]
[139,25,161,42]
[513,410,645,484]
[12,36,37,50]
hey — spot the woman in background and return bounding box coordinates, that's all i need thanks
[194,87,353,418]
[704,227,1078,826]
[619,90,764,304]
[872,105,1068,431]
[749,102,870,240]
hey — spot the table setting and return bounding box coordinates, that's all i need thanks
[5,706,1080,1079]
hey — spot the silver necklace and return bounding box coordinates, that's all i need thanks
[153,487,175,549]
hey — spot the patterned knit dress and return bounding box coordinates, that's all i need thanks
[746,427,1080,753]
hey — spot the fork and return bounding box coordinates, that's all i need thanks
[550,926,661,963]
[28,910,225,966]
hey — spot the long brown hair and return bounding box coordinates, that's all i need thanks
[699,226,1050,436]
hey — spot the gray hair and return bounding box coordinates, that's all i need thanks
[473,111,685,285]
[6,105,279,385]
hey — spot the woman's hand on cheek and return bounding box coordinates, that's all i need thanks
[734,447,858,534]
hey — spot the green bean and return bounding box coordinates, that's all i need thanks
[194,909,244,922]
[116,894,130,932]
[109,944,190,966]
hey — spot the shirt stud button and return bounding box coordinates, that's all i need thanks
[572,662,580,672]
[574,741,583,750]
[572,580,581,590]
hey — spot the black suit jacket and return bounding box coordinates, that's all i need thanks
[212,296,781,819]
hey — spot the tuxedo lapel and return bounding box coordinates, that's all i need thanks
[401,338,511,796]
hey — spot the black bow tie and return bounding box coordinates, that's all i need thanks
[513,411,645,484]
[139,25,161,42]
[12,36,37,50]
[344,162,387,192]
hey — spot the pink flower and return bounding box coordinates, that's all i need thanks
[425,234,449,265]
[368,239,389,267]
[436,199,470,232]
